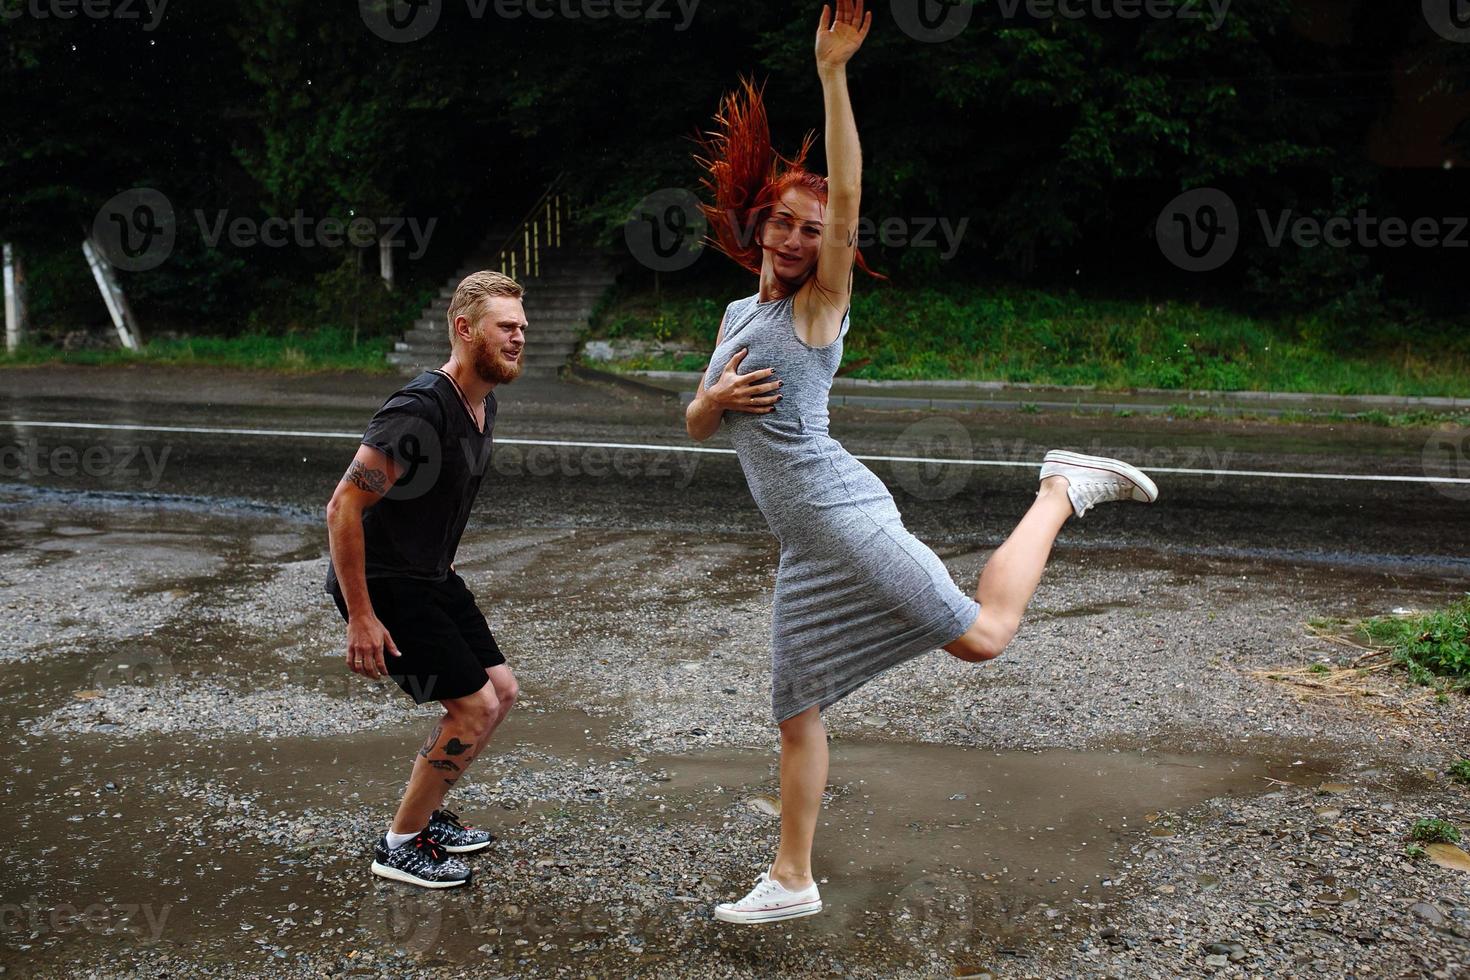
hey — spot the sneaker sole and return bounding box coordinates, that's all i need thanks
[442,839,494,854]
[1043,450,1159,503]
[713,899,823,924]
[370,860,472,889]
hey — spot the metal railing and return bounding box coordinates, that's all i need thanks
[493,172,569,281]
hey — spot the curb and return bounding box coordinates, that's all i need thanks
[615,370,1469,415]
[567,363,681,401]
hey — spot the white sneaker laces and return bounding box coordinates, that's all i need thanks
[1070,478,1127,517]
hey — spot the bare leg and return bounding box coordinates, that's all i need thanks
[467,664,519,761]
[389,683,501,835]
[769,705,827,891]
[945,475,1073,662]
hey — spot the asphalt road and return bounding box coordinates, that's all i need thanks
[2,366,1467,575]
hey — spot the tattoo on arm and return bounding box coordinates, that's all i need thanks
[343,459,388,494]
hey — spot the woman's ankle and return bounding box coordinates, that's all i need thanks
[769,859,815,890]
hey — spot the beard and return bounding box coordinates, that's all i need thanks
[471,335,523,384]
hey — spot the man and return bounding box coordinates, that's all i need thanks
[325,270,526,888]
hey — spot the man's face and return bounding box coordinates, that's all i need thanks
[464,296,526,384]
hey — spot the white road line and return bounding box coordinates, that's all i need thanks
[3,418,1468,485]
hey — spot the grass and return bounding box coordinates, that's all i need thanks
[1409,818,1462,844]
[1358,597,1470,687]
[1450,759,1470,785]
[1259,599,1470,720]
[590,284,1470,397]
[1124,406,1470,428]
[0,327,395,373]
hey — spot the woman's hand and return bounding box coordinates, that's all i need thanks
[815,0,871,73]
[707,348,783,414]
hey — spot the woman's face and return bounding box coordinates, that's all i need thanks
[761,189,824,285]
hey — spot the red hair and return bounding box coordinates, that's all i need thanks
[691,74,885,284]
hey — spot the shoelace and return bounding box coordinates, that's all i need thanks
[1072,479,1126,514]
[434,808,469,832]
[411,830,449,864]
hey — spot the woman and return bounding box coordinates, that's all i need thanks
[686,1,1158,925]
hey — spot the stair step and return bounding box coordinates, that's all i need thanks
[398,226,613,374]
[411,329,591,345]
[415,316,593,333]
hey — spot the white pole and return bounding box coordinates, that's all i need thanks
[82,238,142,351]
[3,243,24,352]
[379,237,395,291]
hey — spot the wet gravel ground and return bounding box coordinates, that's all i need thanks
[3,368,1470,978]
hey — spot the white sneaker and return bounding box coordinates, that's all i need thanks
[713,868,823,924]
[1039,449,1159,518]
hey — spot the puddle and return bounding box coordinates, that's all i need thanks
[641,742,1310,942]
[0,490,1453,975]
[3,696,1325,974]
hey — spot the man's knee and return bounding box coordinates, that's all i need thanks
[499,680,519,714]
[488,667,518,719]
[447,686,501,741]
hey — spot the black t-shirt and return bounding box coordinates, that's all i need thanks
[326,370,496,592]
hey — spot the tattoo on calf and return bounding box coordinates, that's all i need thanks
[443,777,458,788]
[418,722,443,759]
[343,460,388,495]
[426,759,460,773]
[443,737,471,756]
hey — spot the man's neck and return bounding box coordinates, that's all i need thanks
[437,355,494,405]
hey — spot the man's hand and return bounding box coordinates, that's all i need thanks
[706,348,782,414]
[346,612,401,679]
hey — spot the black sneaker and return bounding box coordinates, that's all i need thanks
[427,808,495,854]
[370,829,472,888]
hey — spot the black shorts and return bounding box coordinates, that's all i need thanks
[329,572,505,704]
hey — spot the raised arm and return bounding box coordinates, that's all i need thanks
[811,0,871,308]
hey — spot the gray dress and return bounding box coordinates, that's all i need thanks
[703,292,981,724]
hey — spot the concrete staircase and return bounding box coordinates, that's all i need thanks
[388,228,616,378]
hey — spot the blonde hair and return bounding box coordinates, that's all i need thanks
[447,270,524,346]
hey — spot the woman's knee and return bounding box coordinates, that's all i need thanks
[778,706,824,743]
